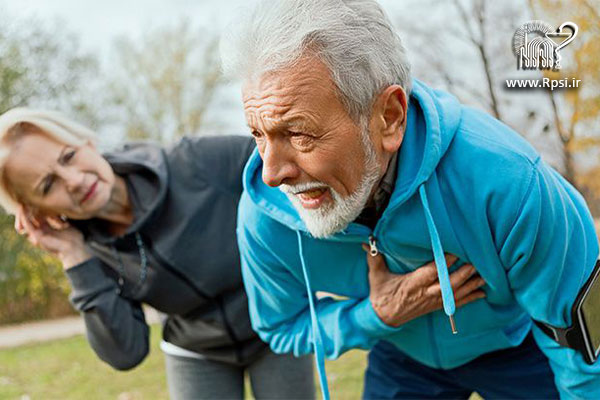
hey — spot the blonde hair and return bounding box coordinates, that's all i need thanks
[0,108,96,214]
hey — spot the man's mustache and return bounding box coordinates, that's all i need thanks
[280,181,330,196]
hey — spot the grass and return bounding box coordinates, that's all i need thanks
[0,325,480,399]
[0,326,168,400]
[0,325,368,399]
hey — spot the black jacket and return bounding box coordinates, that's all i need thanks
[65,135,264,370]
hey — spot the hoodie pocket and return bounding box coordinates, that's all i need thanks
[436,304,531,368]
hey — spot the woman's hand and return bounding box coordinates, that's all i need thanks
[15,205,91,270]
[363,245,486,327]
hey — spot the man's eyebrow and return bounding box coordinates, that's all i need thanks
[282,116,315,130]
[246,116,316,135]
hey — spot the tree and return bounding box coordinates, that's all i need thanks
[392,0,527,123]
[391,0,599,190]
[0,14,103,323]
[529,0,600,191]
[0,16,102,125]
[108,20,224,143]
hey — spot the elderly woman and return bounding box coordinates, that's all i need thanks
[0,108,314,400]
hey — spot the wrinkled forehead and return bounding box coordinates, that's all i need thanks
[242,77,295,121]
[242,58,341,128]
[242,70,322,107]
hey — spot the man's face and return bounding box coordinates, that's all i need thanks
[242,56,383,238]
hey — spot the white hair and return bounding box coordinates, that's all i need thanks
[0,108,96,214]
[220,0,412,122]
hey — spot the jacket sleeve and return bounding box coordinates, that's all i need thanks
[495,159,600,398]
[65,257,149,371]
[180,135,256,196]
[237,194,402,359]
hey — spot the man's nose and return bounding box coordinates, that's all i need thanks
[261,140,300,187]
[57,166,85,192]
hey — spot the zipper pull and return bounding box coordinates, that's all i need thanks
[368,235,379,257]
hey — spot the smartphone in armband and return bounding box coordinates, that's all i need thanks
[535,259,600,365]
[576,260,600,364]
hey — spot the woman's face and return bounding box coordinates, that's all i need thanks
[4,131,116,219]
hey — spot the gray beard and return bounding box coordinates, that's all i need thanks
[280,128,381,238]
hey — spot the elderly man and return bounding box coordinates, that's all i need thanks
[221,0,600,398]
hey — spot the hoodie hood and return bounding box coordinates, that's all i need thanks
[73,142,169,244]
[387,79,461,208]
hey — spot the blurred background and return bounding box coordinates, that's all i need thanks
[0,0,598,398]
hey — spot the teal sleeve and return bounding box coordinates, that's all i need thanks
[237,202,401,359]
[498,161,600,399]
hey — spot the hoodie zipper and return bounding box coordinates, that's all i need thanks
[368,235,379,256]
[369,231,442,369]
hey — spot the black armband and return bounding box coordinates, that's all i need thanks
[535,259,600,364]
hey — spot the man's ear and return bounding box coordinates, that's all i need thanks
[372,85,407,154]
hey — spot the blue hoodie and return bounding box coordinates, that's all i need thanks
[237,79,600,399]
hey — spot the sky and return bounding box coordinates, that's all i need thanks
[0,0,243,55]
[0,0,409,139]
[0,0,404,60]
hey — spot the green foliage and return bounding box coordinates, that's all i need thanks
[0,211,73,324]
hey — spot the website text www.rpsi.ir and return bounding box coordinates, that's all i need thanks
[505,77,582,90]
